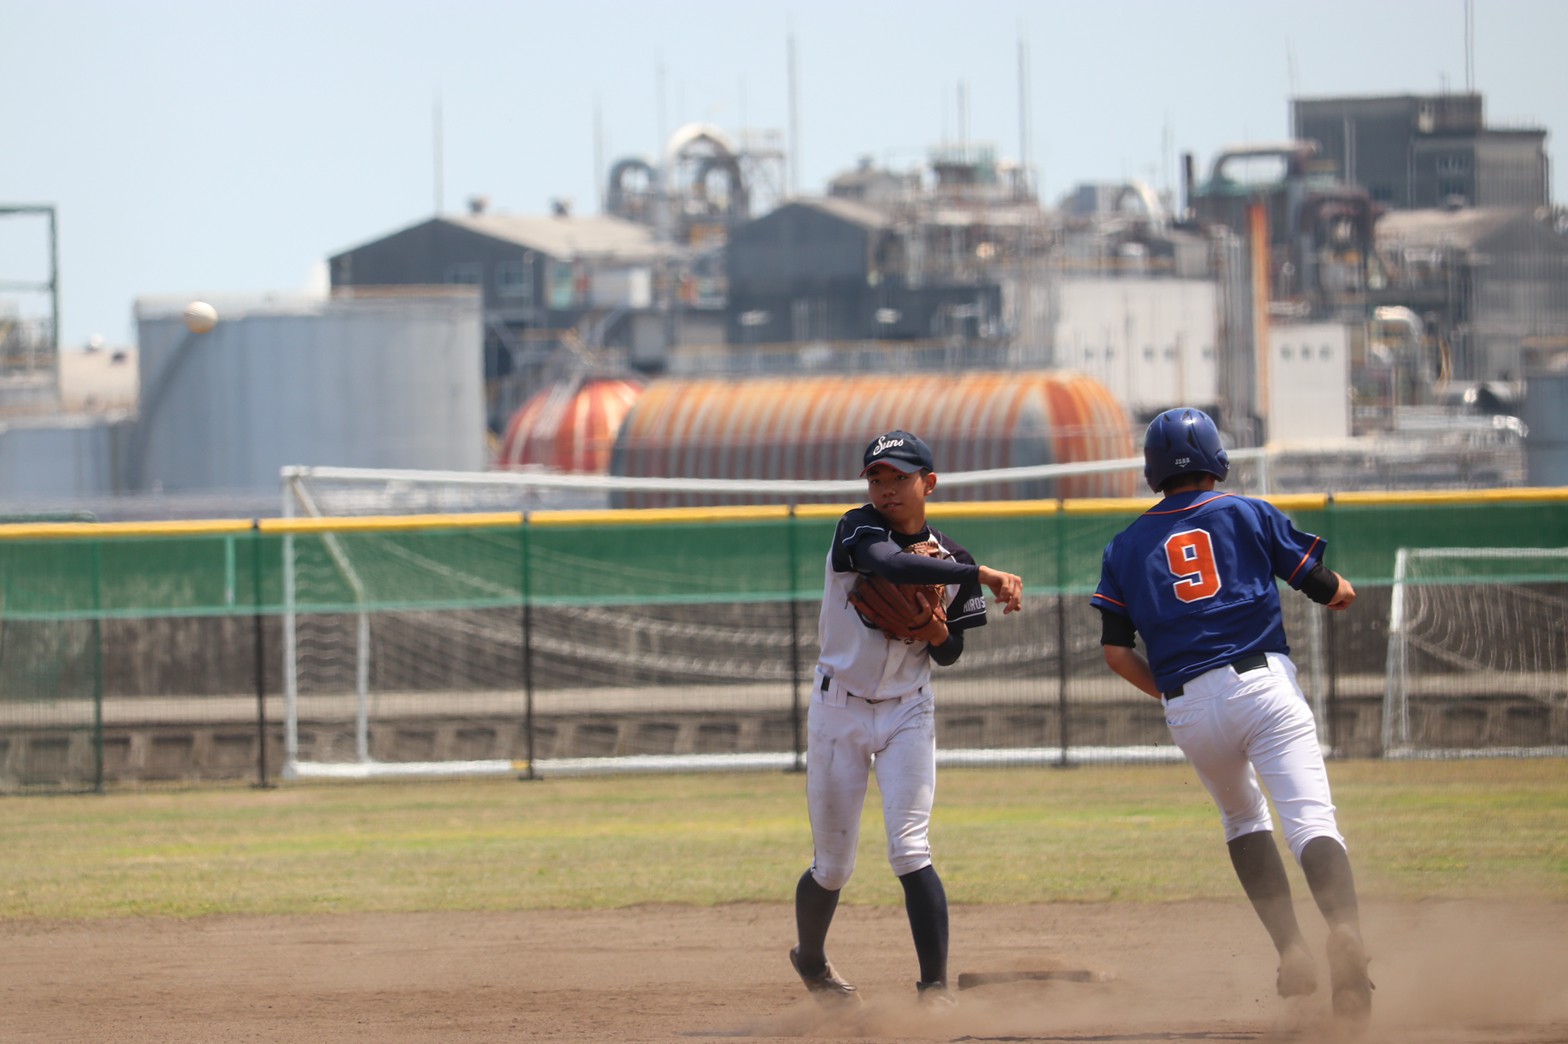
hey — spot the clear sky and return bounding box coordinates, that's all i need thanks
[3,0,1564,348]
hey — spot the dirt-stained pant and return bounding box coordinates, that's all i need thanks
[805,687,937,891]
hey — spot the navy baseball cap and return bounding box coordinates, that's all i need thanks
[860,430,935,475]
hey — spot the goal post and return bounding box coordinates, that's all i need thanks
[1383,547,1568,758]
[282,475,376,776]
[280,475,545,781]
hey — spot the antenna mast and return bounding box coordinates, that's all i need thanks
[1464,0,1475,93]
[787,29,799,198]
[594,95,605,214]
[1017,34,1032,196]
[432,92,444,215]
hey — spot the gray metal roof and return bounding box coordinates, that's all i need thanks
[791,196,890,230]
[1373,207,1524,250]
[445,212,676,263]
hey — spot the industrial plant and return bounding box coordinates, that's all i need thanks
[2,88,1566,515]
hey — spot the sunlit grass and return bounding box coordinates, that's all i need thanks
[1,759,1563,920]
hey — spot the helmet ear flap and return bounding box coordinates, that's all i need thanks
[1142,421,1170,492]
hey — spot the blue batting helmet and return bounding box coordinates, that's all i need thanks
[1143,408,1230,492]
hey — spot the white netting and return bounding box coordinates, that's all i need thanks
[279,449,1280,516]
[279,472,819,779]
[1384,548,1568,756]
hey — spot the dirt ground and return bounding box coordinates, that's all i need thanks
[3,899,1567,1043]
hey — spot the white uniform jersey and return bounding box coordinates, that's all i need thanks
[816,506,986,700]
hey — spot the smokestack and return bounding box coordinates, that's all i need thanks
[1181,152,1196,222]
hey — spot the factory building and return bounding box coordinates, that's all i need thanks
[326,208,697,431]
[1292,92,1550,210]
[1370,206,1568,383]
[724,197,1003,345]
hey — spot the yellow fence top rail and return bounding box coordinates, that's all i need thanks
[1,488,1565,540]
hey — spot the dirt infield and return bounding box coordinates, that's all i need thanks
[4,899,1566,1042]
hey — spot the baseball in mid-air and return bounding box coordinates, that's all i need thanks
[182,300,218,334]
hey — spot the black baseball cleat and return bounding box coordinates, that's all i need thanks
[789,946,860,1005]
[1327,924,1374,1025]
[916,979,957,1009]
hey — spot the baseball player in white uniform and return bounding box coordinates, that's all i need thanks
[789,430,1023,1008]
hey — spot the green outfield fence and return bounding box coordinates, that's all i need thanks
[2,490,1566,792]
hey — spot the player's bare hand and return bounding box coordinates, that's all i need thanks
[1327,573,1356,610]
[979,566,1023,614]
[910,593,950,645]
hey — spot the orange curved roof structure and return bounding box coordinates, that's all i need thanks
[494,376,644,474]
[610,371,1135,505]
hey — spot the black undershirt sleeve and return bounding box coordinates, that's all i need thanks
[929,628,964,667]
[1298,562,1339,605]
[1096,605,1137,648]
[856,536,981,584]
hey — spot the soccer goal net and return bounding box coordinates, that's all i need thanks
[279,466,874,782]
[1383,547,1568,758]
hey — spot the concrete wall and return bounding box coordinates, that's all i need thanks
[1524,371,1568,485]
[1052,277,1220,416]
[6,689,1557,790]
[1267,322,1352,442]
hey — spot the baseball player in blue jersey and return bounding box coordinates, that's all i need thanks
[789,430,1023,1009]
[1091,408,1373,1026]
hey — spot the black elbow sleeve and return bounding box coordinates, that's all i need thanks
[1097,606,1137,648]
[1299,562,1339,605]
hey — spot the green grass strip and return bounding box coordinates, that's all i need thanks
[2,760,1564,921]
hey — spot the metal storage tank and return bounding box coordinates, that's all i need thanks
[131,291,486,494]
[609,371,1135,506]
[493,376,644,473]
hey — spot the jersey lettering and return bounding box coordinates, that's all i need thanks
[1165,528,1221,603]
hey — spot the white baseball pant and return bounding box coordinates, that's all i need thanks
[1160,651,1346,860]
[805,686,937,891]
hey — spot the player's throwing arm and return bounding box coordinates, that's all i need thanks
[978,565,1023,614]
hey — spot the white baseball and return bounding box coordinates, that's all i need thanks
[182,301,218,334]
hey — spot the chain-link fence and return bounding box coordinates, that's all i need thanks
[2,490,1565,792]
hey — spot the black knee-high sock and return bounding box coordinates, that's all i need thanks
[1228,830,1306,955]
[898,864,949,985]
[1300,836,1361,932]
[795,870,841,969]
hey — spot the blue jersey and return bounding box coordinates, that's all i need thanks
[1090,491,1325,694]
